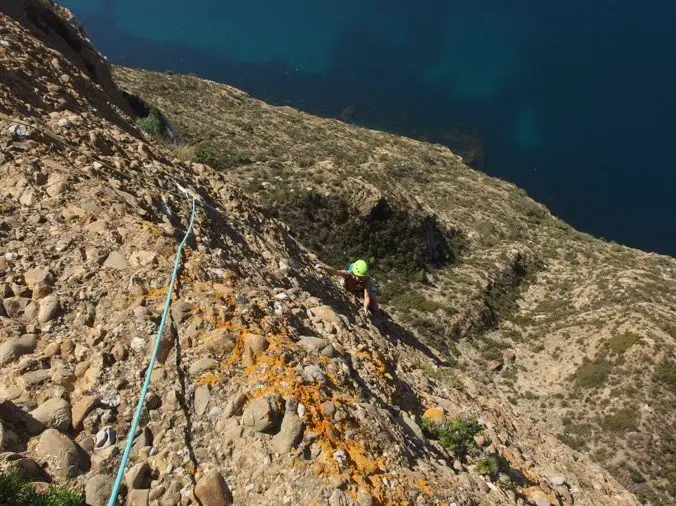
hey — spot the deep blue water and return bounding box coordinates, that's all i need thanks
[62,0,676,256]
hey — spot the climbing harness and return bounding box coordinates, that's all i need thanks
[107,192,196,506]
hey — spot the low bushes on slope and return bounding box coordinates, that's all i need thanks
[193,141,252,170]
[263,188,463,278]
[0,469,82,506]
[137,110,167,138]
[422,415,484,456]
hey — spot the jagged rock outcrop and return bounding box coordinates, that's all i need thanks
[1,0,132,123]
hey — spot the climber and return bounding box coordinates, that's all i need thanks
[315,259,380,315]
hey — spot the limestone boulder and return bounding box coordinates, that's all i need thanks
[242,393,283,433]
[34,428,81,479]
[194,470,233,506]
[28,397,72,435]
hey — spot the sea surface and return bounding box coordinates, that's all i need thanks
[62,0,676,256]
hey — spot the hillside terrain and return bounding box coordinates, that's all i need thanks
[0,1,671,505]
[112,63,676,505]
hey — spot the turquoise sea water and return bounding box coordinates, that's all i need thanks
[62,0,676,256]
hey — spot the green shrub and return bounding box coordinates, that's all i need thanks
[501,327,523,342]
[137,106,168,139]
[573,357,612,388]
[0,468,83,506]
[479,336,511,362]
[262,188,462,284]
[655,361,676,387]
[193,142,221,166]
[420,417,440,438]
[137,115,163,137]
[556,432,589,452]
[389,291,444,313]
[475,456,498,476]
[437,417,483,455]
[422,366,462,388]
[40,487,83,506]
[193,141,251,170]
[600,407,638,433]
[607,332,641,354]
[556,420,593,452]
[0,468,31,505]
[627,466,646,484]
[482,253,542,320]
[421,416,483,455]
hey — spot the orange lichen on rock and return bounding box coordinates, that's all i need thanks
[138,221,163,236]
[345,440,385,477]
[355,350,389,376]
[240,338,411,502]
[144,288,167,298]
[189,302,426,504]
[416,478,431,495]
[196,371,223,387]
[422,407,445,423]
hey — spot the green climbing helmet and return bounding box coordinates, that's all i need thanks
[351,259,368,277]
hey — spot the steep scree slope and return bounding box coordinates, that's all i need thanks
[0,2,647,506]
[113,65,676,505]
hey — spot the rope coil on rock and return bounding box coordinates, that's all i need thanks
[107,194,197,506]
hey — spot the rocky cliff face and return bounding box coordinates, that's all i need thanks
[114,58,675,506]
[0,2,669,506]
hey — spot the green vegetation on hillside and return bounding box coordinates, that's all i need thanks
[655,360,676,387]
[607,332,641,355]
[0,469,82,506]
[193,141,252,169]
[261,188,464,290]
[137,105,168,139]
[600,407,639,433]
[573,357,612,389]
[475,456,499,476]
[422,416,484,455]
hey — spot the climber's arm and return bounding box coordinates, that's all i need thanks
[315,263,349,278]
[363,288,372,313]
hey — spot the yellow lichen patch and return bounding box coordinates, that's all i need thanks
[221,293,238,309]
[416,478,431,495]
[422,407,445,423]
[209,312,420,504]
[345,440,385,477]
[145,288,167,298]
[500,448,540,485]
[352,472,413,506]
[196,371,225,387]
[225,332,250,367]
[138,221,163,236]
[244,352,396,500]
[208,319,263,366]
[355,350,389,376]
[184,461,196,476]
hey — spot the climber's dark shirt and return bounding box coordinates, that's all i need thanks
[344,274,371,294]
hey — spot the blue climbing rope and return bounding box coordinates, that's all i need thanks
[108,197,197,506]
